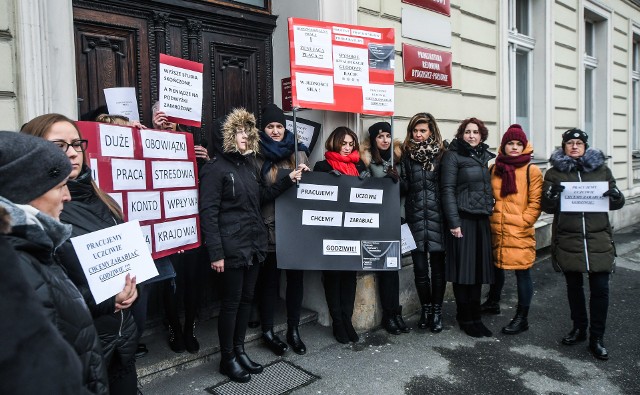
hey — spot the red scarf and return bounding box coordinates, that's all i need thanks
[494,153,531,196]
[325,150,360,176]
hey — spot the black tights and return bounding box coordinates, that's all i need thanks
[411,250,446,306]
[256,252,304,329]
[323,271,357,324]
[163,248,205,331]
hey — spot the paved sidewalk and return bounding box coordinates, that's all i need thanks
[140,224,640,395]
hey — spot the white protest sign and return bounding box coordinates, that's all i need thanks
[293,25,333,69]
[154,217,199,252]
[297,183,339,201]
[151,161,196,189]
[560,182,609,212]
[70,220,159,304]
[127,191,161,221]
[140,129,188,159]
[323,239,361,256]
[163,189,199,219]
[350,187,383,204]
[100,124,134,158]
[285,119,315,149]
[302,210,343,227]
[103,87,140,121]
[401,223,417,254]
[333,46,369,86]
[362,84,394,113]
[111,159,147,190]
[295,72,334,103]
[343,212,379,228]
[158,54,204,127]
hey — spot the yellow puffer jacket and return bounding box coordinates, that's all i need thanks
[489,143,543,270]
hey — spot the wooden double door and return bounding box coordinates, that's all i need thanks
[73,0,277,145]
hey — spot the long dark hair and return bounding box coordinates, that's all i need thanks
[325,126,359,153]
[403,112,444,156]
[21,113,123,220]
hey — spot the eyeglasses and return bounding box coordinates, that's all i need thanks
[51,139,88,153]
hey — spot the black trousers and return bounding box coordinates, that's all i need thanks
[452,283,482,320]
[218,263,260,356]
[107,355,137,395]
[411,250,446,306]
[163,248,206,330]
[376,270,399,316]
[323,271,357,324]
[257,252,304,329]
[564,272,610,337]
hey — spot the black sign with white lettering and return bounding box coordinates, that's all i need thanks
[275,172,400,271]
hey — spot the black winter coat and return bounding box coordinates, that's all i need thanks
[200,152,294,268]
[1,198,109,395]
[401,154,445,252]
[541,148,624,273]
[440,138,496,228]
[58,168,138,366]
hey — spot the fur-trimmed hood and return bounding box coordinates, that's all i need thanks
[548,147,605,173]
[221,108,260,155]
[0,206,10,234]
[360,138,403,167]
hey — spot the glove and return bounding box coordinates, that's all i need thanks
[385,167,399,183]
[603,187,622,200]
[328,169,341,177]
[545,184,565,200]
[358,170,371,180]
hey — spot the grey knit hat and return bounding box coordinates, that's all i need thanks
[0,131,72,204]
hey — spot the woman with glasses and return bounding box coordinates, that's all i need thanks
[22,114,140,395]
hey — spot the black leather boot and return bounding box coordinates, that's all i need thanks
[471,301,492,337]
[262,328,288,356]
[332,321,349,344]
[234,345,263,374]
[458,303,483,338]
[431,304,443,333]
[168,324,185,353]
[184,322,200,354]
[286,325,307,355]
[502,305,529,335]
[561,328,587,345]
[219,352,251,383]
[589,336,609,360]
[394,306,411,333]
[343,313,359,343]
[382,311,401,335]
[480,299,500,315]
[418,304,431,329]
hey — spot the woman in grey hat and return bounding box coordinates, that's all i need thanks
[0,131,109,394]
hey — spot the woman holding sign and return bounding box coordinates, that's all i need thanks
[22,114,139,395]
[255,104,310,356]
[541,129,624,360]
[200,108,303,383]
[314,126,368,344]
[485,124,543,335]
[400,113,447,333]
[440,117,495,338]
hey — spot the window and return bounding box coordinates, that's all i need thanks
[508,0,535,135]
[583,20,598,140]
[633,34,640,152]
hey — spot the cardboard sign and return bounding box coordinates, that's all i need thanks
[560,182,609,212]
[288,18,395,116]
[76,121,201,259]
[402,0,451,16]
[158,54,204,127]
[276,172,401,271]
[103,87,140,121]
[284,115,322,154]
[402,43,452,88]
[70,220,159,304]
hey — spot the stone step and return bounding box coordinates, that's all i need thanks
[135,305,318,385]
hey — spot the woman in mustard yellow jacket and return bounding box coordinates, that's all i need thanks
[483,124,543,334]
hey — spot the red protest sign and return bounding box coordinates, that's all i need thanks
[402,0,451,16]
[158,54,204,128]
[282,77,293,112]
[288,18,395,116]
[77,121,201,259]
[402,43,452,88]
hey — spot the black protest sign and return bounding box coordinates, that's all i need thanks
[275,171,401,271]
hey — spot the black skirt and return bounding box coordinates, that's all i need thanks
[445,213,494,285]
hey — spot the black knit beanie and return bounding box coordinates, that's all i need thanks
[260,104,286,131]
[368,121,392,142]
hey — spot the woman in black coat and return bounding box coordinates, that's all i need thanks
[313,126,367,344]
[22,114,139,395]
[440,117,495,338]
[200,108,302,383]
[401,113,447,333]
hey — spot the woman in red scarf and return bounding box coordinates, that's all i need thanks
[484,124,543,334]
[313,127,367,343]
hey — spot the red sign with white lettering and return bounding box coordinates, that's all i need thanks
[401,0,450,16]
[402,43,452,88]
[288,17,395,116]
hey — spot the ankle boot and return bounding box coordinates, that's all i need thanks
[286,325,307,355]
[561,327,587,345]
[589,336,609,360]
[431,304,443,333]
[471,301,492,337]
[234,345,263,374]
[332,321,349,344]
[168,324,185,353]
[382,311,401,335]
[480,298,500,315]
[343,313,359,342]
[418,304,431,329]
[219,352,251,383]
[262,328,288,356]
[502,305,529,335]
[183,322,200,353]
[394,306,411,333]
[458,303,483,338]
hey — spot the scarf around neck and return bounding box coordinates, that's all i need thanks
[408,137,440,171]
[259,130,309,178]
[494,152,531,196]
[325,150,360,176]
